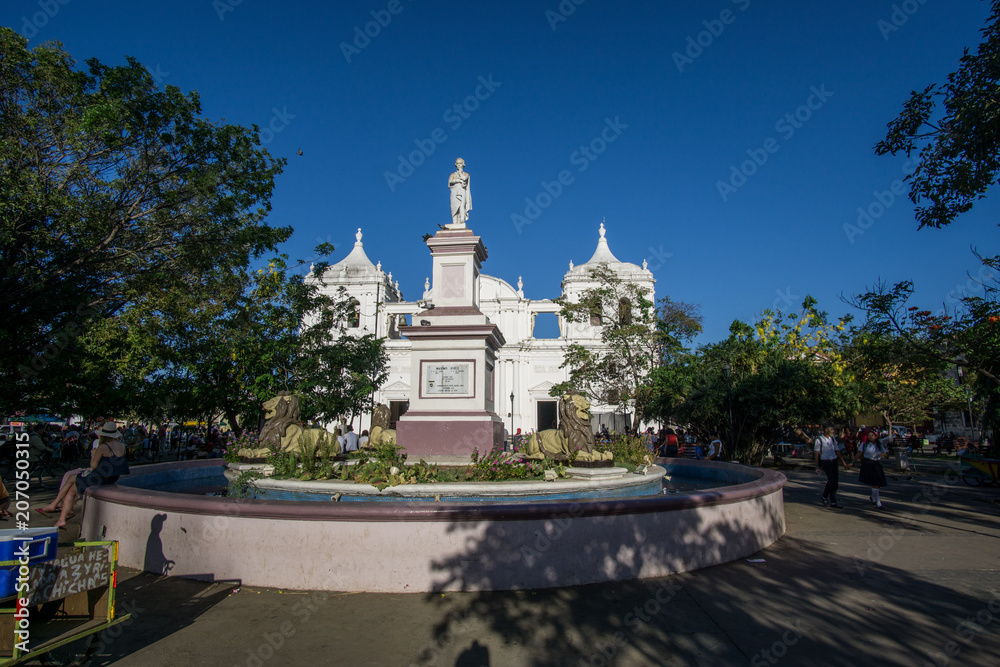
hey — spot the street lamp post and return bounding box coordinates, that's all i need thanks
[958,366,975,439]
[964,386,975,438]
[509,392,515,450]
[722,363,735,460]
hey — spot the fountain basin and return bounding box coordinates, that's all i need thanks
[81,458,785,592]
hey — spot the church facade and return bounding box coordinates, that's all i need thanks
[307,223,655,435]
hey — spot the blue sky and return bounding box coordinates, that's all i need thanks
[6,0,999,343]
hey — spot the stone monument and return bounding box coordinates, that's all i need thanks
[447,157,472,229]
[395,159,506,457]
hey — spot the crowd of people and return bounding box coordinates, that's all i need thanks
[1,421,238,464]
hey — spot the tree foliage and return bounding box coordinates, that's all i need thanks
[847,327,964,433]
[875,0,1000,230]
[72,255,389,435]
[0,29,288,412]
[554,266,701,430]
[870,3,1000,453]
[671,299,858,465]
[851,280,999,453]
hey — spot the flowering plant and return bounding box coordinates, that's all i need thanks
[224,430,260,462]
[465,448,547,481]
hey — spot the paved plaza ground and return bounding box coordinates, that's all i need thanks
[25,462,1000,666]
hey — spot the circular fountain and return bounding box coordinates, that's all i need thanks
[80,457,785,592]
[80,171,788,591]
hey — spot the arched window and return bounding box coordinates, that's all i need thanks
[589,307,602,326]
[618,297,632,325]
[347,298,361,328]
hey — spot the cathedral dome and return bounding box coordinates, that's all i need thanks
[563,222,652,283]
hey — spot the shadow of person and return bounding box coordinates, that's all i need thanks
[143,513,174,575]
[454,639,490,667]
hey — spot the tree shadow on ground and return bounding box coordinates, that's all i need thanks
[84,573,238,666]
[784,466,1000,538]
[405,471,1000,666]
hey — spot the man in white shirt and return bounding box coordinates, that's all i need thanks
[814,425,851,508]
[706,433,722,460]
[343,425,360,452]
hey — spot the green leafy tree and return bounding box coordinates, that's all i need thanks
[297,331,388,426]
[639,298,704,425]
[0,29,288,413]
[114,253,388,435]
[875,0,1000,230]
[847,328,965,435]
[871,2,1000,453]
[675,299,857,464]
[869,3,1000,453]
[851,281,999,453]
[554,266,700,430]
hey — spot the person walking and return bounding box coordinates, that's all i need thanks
[857,431,889,509]
[814,425,851,508]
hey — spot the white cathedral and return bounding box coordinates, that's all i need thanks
[306,222,654,435]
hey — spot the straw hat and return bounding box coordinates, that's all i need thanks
[97,422,123,439]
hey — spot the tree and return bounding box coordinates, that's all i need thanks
[92,252,388,436]
[297,331,388,426]
[0,29,289,412]
[851,281,999,453]
[554,266,701,430]
[638,298,704,426]
[871,2,1000,453]
[875,0,1000,230]
[673,299,858,465]
[847,328,965,436]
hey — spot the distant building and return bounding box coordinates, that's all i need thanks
[306,223,655,433]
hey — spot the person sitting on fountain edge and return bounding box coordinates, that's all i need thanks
[343,424,359,452]
[706,433,722,460]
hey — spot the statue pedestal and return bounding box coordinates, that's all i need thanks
[396,228,506,458]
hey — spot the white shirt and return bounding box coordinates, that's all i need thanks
[862,441,885,460]
[814,435,842,461]
[344,431,359,452]
[708,440,721,458]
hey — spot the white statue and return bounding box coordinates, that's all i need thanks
[448,158,472,227]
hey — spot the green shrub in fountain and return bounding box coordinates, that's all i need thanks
[464,449,567,482]
[340,442,440,490]
[263,431,342,480]
[228,469,264,498]
[596,434,653,471]
[256,439,569,489]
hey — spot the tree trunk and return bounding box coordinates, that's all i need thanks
[224,406,243,438]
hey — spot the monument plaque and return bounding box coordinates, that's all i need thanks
[422,361,473,397]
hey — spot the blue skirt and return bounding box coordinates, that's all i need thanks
[859,459,887,487]
[76,472,120,495]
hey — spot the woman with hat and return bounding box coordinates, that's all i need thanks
[37,422,130,529]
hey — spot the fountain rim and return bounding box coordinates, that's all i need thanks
[88,458,786,523]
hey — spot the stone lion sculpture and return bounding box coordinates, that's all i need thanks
[237,391,341,459]
[367,403,396,446]
[523,394,614,463]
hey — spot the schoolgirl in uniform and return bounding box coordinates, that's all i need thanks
[857,433,888,508]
